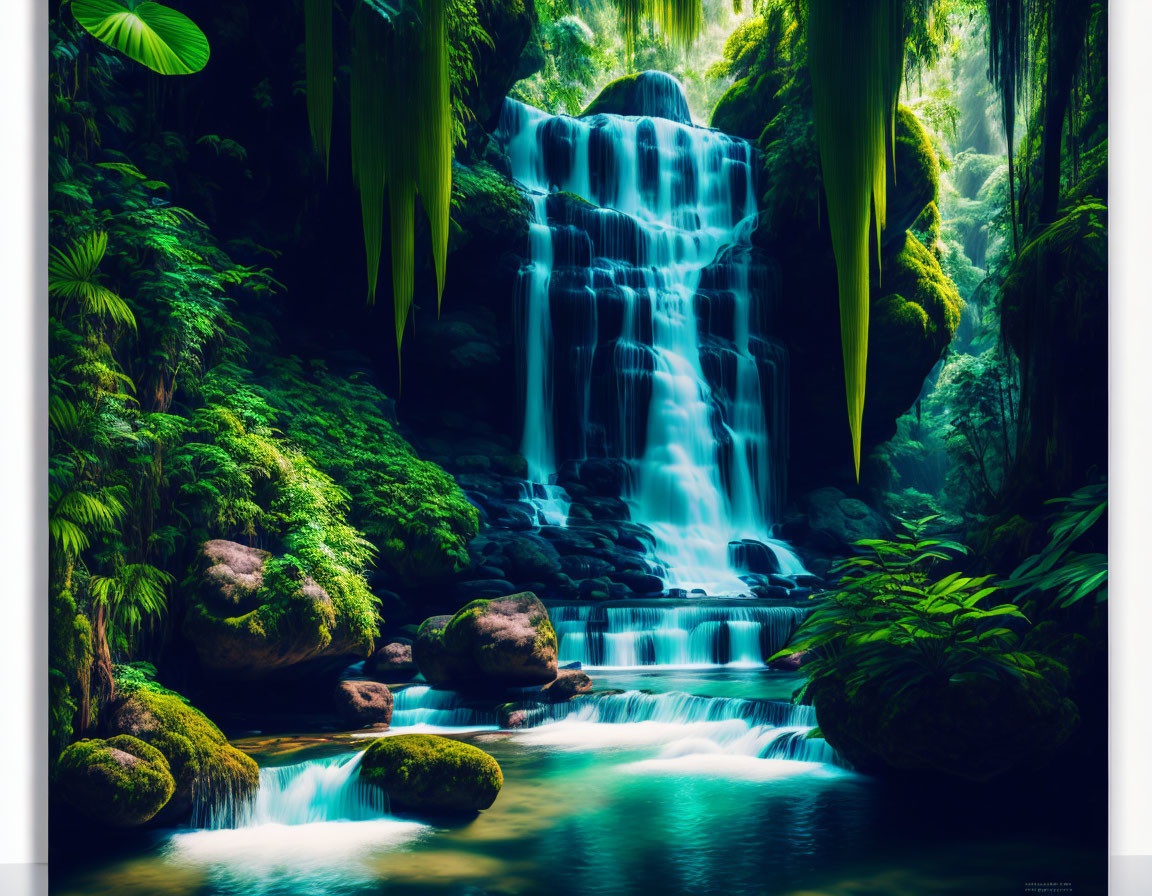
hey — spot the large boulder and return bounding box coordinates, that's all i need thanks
[334,680,394,728]
[106,668,259,821]
[413,615,474,685]
[811,673,1079,781]
[582,71,693,124]
[443,593,559,686]
[467,0,541,136]
[184,540,370,678]
[359,734,503,813]
[57,735,176,828]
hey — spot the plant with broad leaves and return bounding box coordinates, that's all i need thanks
[1009,482,1107,610]
[778,516,1040,703]
[70,0,209,75]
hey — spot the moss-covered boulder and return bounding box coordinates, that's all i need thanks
[811,673,1079,781]
[884,107,940,248]
[869,232,965,422]
[443,593,559,686]
[413,615,474,685]
[57,735,176,828]
[449,161,531,260]
[335,680,394,728]
[106,667,259,821]
[359,734,503,813]
[582,71,693,124]
[184,540,371,678]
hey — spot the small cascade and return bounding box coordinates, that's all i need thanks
[512,690,844,768]
[203,752,385,830]
[549,602,807,668]
[389,686,498,730]
[496,74,807,593]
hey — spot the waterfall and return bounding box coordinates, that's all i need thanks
[202,752,386,830]
[512,689,845,768]
[549,602,807,668]
[496,74,805,593]
[389,685,498,730]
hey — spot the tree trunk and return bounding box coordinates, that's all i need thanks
[1038,0,1092,224]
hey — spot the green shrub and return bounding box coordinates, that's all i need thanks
[781,517,1041,703]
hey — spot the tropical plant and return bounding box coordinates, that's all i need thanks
[1009,482,1107,609]
[305,0,457,363]
[780,516,1040,702]
[49,231,136,330]
[71,0,210,75]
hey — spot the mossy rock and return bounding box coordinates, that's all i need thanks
[184,540,371,678]
[711,76,775,141]
[581,71,692,124]
[57,735,176,828]
[413,615,474,685]
[107,669,259,822]
[449,161,531,258]
[811,672,1079,781]
[443,592,558,686]
[359,734,503,813]
[864,232,963,429]
[883,107,940,248]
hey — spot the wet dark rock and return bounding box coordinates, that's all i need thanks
[334,680,394,728]
[365,639,416,677]
[456,579,519,601]
[609,570,663,595]
[542,669,594,702]
[582,71,693,125]
[729,539,783,575]
[802,487,890,549]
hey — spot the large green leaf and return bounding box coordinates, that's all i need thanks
[72,0,210,75]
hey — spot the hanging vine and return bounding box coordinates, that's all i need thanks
[807,0,906,480]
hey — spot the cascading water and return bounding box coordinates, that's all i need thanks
[549,602,806,668]
[388,685,498,730]
[496,73,806,593]
[204,752,385,830]
[511,689,845,769]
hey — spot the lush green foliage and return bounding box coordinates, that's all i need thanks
[47,14,476,754]
[1009,483,1107,609]
[782,518,1041,702]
